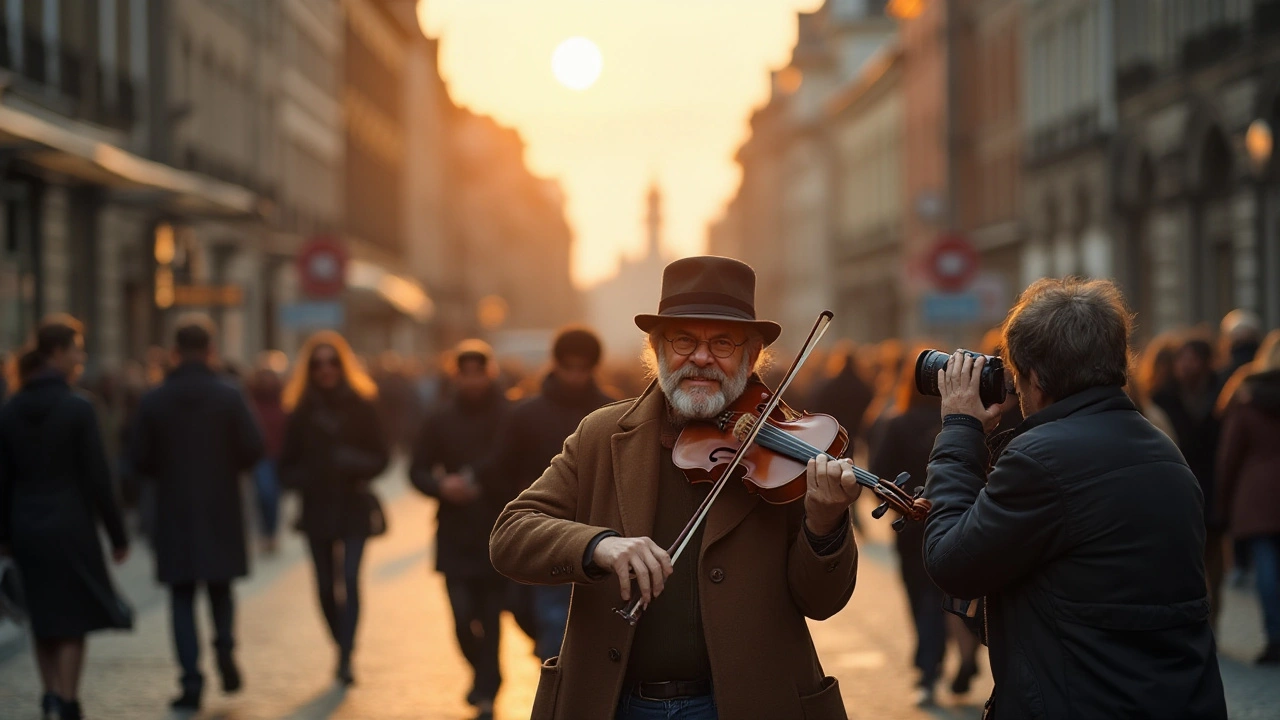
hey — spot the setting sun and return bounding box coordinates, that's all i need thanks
[551,37,603,91]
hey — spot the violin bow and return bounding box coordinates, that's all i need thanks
[616,310,834,625]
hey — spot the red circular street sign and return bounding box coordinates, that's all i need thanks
[297,236,348,298]
[926,234,979,292]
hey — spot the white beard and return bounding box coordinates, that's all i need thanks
[658,351,752,423]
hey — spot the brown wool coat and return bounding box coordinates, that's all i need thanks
[490,383,857,720]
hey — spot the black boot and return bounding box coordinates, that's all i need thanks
[336,652,355,686]
[1257,642,1280,666]
[218,653,243,694]
[951,661,979,694]
[41,692,61,720]
[58,699,82,720]
[170,689,201,712]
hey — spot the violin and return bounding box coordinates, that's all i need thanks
[616,311,930,626]
[673,379,932,528]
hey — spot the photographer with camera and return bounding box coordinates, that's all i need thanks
[920,277,1226,719]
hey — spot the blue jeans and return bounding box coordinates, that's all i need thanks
[533,584,572,661]
[1251,534,1280,644]
[616,693,717,720]
[309,536,366,655]
[253,460,280,538]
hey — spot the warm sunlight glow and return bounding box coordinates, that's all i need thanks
[552,37,603,91]
[420,0,825,287]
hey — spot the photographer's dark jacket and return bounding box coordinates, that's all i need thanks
[923,385,1226,720]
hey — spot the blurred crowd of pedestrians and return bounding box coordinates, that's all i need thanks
[1,299,1278,719]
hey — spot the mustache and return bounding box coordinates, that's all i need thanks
[666,362,730,384]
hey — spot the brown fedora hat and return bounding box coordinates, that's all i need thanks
[634,256,782,346]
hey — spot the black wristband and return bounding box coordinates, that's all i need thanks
[804,513,850,556]
[943,414,985,432]
[582,530,620,579]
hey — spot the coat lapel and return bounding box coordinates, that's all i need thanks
[611,382,664,539]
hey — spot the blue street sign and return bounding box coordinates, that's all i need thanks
[922,291,981,325]
[279,301,345,330]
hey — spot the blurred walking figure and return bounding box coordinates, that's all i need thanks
[1220,309,1263,380]
[248,357,288,554]
[868,344,978,706]
[1151,335,1226,623]
[1131,332,1180,440]
[411,340,510,720]
[489,328,615,661]
[806,341,873,458]
[279,332,389,686]
[130,315,264,711]
[1215,330,1280,665]
[0,316,132,720]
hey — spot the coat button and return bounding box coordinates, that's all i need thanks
[608,647,621,662]
[709,568,725,583]
[826,560,839,572]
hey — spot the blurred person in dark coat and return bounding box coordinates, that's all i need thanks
[868,345,964,706]
[130,315,264,711]
[807,341,873,456]
[1151,334,1226,623]
[487,328,616,662]
[925,279,1225,719]
[410,340,510,720]
[1215,330,1280,665]
[248,360,287,554]
[279,332,389,686]
[1131,332,1180,440]
[0,316,131,720]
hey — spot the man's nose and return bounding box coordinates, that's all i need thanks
[690,343,716,366]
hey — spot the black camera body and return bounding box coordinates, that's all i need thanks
[915,349,1007,407]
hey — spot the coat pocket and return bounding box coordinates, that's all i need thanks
[798,676,847,720]
[530,655,562,720]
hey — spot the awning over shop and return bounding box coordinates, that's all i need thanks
[347,258,434,324]
[0,103,257,217]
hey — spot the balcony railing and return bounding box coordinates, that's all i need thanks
[0,21,136,132]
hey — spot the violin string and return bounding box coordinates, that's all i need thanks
[754,424,881,486]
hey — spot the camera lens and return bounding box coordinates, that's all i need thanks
[914,350,951,398]
[915,349,1009,407]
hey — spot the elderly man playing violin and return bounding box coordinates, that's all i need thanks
[491,256,861,720]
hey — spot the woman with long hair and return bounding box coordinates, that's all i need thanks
[1216,330,1280,664]
[279,332,388,685]
[0,315,131,720]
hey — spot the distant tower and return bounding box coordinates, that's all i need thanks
[646,181,662,259]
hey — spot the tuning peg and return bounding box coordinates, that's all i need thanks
[892,516,907,532]
[871,501,889,519]
[894,472,911,488]
[913,486,925,499]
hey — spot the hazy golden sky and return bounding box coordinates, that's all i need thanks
[418,0,824,288]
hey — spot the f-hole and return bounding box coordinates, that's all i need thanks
[708,447,738,463]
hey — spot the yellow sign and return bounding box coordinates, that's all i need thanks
[173,285,244,307]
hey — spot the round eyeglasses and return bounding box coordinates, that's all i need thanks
[663,334,748,359]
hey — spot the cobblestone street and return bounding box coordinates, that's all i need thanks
[0,462,1276,719]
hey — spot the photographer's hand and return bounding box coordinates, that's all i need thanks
[938,351,1004,434]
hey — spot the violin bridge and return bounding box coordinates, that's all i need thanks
[732,413,757,442]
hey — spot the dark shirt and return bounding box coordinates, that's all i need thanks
[623,442,713,687]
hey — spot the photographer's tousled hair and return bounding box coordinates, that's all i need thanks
[1001,277,1132,402]
[7,313,84,388]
